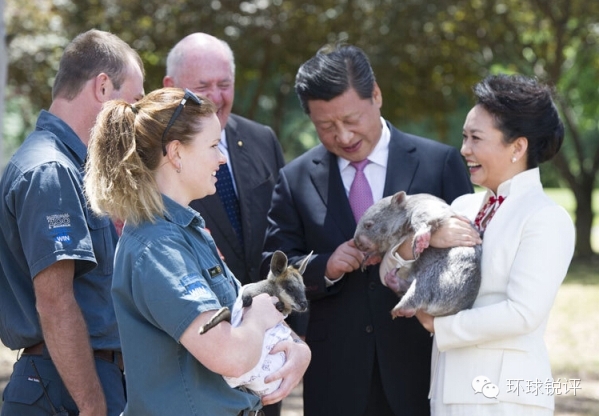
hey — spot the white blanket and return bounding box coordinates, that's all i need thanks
[223,286,290,397]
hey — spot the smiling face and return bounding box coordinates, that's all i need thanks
[180,113,226,201]
[461,105,527,193]
[307,86,383,162]
[166,40,234,130]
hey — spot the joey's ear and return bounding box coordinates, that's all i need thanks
[270,250,288,277]
[297,251,313,275]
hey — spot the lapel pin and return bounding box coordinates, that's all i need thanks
[237,140,243,147]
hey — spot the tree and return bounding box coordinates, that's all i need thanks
[435,0,599,257]
[4,0,599,256]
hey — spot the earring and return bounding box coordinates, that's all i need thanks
[176,163,182,173]
[511,157,517,163]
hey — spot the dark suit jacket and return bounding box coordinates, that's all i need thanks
[262,122,473,416]
[190,114,285,285]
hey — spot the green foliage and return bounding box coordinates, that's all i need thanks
[4,0,599,253]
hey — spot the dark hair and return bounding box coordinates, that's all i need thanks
[52,29,144,100]
[473,74,564,168]
[295,44,376,114]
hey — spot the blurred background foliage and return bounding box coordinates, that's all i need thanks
[3,0,599,257]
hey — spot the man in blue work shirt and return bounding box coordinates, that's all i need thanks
[0,29,144,416]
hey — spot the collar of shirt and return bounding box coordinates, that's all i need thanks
[217,128,239,197]
[480,167,542,212]
[162,194,205,228]
[338,117,390,202]
[37,110,88,166]
[218,128,229,154]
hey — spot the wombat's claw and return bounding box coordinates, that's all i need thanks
[360,252,372,271]
[412,232,431,257]
[383,270,400,292]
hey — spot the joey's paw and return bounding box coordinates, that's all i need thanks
[198,307,231,334]
[242,295,253,308]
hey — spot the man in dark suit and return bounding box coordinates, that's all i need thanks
[164,33,285,286]
[164,33,286,416]
[261,45,473,416]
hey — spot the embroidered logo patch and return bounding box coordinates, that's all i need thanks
[208,265,222,278]
[46,214,71,229]
[47,214,72,245]
[181,274,212,300]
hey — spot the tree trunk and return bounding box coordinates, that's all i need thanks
[551,131,597,259]
[572,178,595,259]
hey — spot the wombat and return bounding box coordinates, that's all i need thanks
[354,191,482,318]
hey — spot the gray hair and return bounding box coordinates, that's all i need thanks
[165,33,235,82]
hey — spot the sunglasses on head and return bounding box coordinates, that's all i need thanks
[161,89,203,156]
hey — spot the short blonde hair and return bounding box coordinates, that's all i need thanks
[85,87,216,225]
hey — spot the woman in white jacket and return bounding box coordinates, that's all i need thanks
[381,74,575,415]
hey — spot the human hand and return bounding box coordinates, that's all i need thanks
[325,239,365,280]
[261,338,311,405]
[430,216,482,249]
[243,293,284,332]
[415,310,435,333]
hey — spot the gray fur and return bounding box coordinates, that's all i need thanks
[199,251,311,334]
[354,191,482,317]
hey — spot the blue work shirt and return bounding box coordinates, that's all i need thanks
[113,196,261,416]
[0,110,120,351]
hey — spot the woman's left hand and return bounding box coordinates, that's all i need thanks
[415,310,435,333]
[260,337,311,406]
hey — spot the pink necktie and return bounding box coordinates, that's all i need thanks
[349,160,374,223]
[474,195,505,234]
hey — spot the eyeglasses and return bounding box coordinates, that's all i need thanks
[161,88,203,156]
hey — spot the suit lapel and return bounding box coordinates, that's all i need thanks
[383,124,419,197]
[225,117,255,202]
[310,148,356,240]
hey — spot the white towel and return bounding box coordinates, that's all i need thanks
[224,286,290,397]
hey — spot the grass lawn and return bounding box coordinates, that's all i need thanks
[548,260,599,416]
[538,188,599,415]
